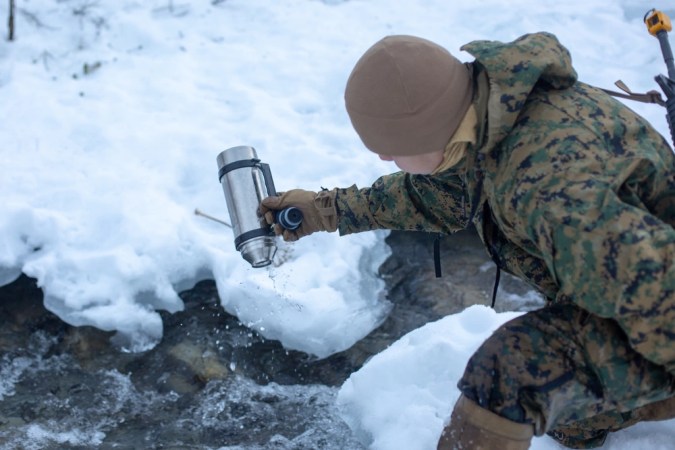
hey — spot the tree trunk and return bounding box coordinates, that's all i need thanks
[8,0,15,41]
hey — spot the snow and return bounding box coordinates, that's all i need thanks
[337,306,524,449]
[1,0,674,449]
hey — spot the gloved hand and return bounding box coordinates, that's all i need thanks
[260,189,338,241]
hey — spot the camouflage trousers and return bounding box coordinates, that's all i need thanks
[457,302,675,448]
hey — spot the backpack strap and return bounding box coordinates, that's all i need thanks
[600,80,666,106]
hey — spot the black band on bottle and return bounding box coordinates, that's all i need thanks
[234,227,273,250]
[218,158,261,182]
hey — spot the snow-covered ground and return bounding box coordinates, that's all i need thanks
[1,1,673,448]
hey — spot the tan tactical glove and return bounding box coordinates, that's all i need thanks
[260,189,338,241]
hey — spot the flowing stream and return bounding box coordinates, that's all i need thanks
[0,229,541,449]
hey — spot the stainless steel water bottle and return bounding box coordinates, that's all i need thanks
[216,146,301,268]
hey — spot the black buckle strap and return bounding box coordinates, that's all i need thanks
[434,234,442,278]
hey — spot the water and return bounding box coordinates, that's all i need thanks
[0,350,361,449]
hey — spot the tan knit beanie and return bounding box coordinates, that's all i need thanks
[345,35,473,156]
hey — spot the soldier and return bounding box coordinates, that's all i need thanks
[260,33,675,449]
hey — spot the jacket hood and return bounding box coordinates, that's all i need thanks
[461,32,578,150]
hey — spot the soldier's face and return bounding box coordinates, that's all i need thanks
[378,149,444,174]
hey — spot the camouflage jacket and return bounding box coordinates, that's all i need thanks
[335,33,675,373]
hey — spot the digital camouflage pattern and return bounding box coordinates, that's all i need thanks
[458,302,674,448]
[335,32,675,446]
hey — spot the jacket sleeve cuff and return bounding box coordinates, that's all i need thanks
[335,184,382,236]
